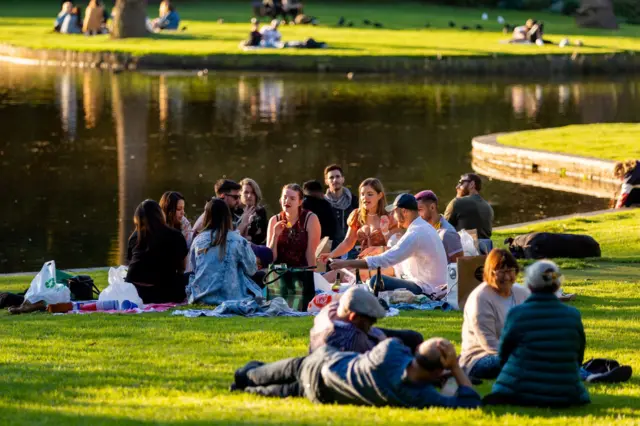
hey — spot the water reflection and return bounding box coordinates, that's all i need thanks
[4,62,640,272]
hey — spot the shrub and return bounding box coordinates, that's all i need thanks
[614,0,640,24]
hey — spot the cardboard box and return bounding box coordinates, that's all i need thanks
[455,255,487,311]
[315,237,332,273]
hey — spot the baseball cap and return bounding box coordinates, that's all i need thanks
[337,287,386,319]
[385,193,418,213]
[415,190,438,204]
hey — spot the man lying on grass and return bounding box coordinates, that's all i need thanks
[232,336,481,408]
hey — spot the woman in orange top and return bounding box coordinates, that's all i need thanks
[320,178,397,278]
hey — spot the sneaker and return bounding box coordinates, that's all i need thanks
[233,361,265,390]
[586,366,632,384]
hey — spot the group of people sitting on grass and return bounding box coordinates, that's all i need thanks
[54,0,109,35]
[53,0,181,35]
[230,253,600,408]
[124,166,495,306]
[241,18,325,49]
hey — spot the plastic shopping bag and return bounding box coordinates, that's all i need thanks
[445,263,459,310]
[24,261,72,305]
[98,266,144,307]
[459,230,479,257]
[307,292,341,313]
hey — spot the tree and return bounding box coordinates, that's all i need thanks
[111,0,148,39]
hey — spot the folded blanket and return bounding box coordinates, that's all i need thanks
[65,301,182,314]
[391,300,452,311]
[172,297,400,318]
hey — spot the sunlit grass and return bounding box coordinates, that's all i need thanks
[498,124,640,162]
[2,1,640,58]
[0,207,639,424]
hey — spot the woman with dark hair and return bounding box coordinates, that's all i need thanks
[484,260,590,407]
[459,248,530,379]
[60,6,83,34]
[187,198,262,305]
[614,159,640,208]
[126,199,189,303]
[159,191,193,246]
[267,183,321,268]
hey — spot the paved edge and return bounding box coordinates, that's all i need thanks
[3,43,640,74]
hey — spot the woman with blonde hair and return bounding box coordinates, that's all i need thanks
[236,177,269,245]
[83,0,105,34]
[459,249,530,379]
[320,178,397,263]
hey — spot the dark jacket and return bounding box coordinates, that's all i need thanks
[303,196,336,239]
[488,292,590,407]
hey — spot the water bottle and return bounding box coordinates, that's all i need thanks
[96,300,119,311]
[354,269,362,284]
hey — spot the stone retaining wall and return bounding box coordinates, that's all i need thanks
[472,133,619,199]
[4,43,640,74]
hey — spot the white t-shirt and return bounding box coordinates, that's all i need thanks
[366,216,447,294]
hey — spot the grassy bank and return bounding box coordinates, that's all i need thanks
[2,1,640,58]
[0,209,638,425]
[497,124,640,162]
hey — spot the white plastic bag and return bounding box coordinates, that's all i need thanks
[24,261,72,305]
[459,230,479,257]
[99,266,144,307]
[446,263,459,310]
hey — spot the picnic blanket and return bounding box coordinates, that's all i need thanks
[172,297,400,318]
[64,301,183,315]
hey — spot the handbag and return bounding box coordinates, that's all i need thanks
[67,275,101,301]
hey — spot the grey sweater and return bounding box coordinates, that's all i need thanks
[459,282,530,373]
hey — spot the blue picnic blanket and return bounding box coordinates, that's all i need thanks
[391,300,452,311]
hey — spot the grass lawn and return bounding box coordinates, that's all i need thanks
[2,1,640,58]
[497,124,640,162]
[0,209,639,425]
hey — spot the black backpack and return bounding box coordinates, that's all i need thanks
[66,275,101,301]
[505,232,601,259]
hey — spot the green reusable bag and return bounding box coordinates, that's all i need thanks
[263,265,315,312]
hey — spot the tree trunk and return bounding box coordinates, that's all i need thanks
[576,0,618,29]
[111,0,148,39]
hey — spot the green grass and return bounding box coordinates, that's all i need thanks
[0,209,639,425]
[3,1,640,58]
[497,124,640,162]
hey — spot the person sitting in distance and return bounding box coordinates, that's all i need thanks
[259,19,282,47]
[484,259,590,407]
[60,6,83,34]
[55,1,73,32]
[233,336,481,408]
[459,249,530,379]
[187,198,262,305]
[330,194,447,298]
[83,0,106,35]
[151,0,181,31]
[416,190,463,264]
[614,159,640,208]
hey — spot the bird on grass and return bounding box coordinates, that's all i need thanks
[448,21,456,28]
[461,25,470,30]
[424,23,431,28]
[373,22,383,28]
[475,24,483,30]
[363,19,371,25]
[347,21,354,27]
[337,17,345,26]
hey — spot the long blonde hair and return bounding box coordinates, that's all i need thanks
[357,178,387,226]
[614,160,637,179]
[239,177,263,206]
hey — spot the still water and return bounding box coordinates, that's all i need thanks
[3,62,638,272]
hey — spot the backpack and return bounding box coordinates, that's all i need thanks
[505,232,601,259]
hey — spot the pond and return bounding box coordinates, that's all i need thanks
[2,62,638,273]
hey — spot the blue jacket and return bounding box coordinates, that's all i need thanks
[489,292,590,407]
[187,230,261,305]
[158,11,180,30]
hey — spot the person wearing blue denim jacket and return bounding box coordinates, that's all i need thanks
[187,199,262,305]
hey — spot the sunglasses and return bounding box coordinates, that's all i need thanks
[457,179,470,186]
[224,194,240,200]
[493,268,517,276]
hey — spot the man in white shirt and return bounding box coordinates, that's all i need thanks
[330,194,448,297]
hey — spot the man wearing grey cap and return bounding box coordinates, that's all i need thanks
[310,287,424,354]
[331,193,448,297]
[232,330,481,408]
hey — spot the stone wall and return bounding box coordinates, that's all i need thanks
[472,134,619,199]
[4,43,640,74]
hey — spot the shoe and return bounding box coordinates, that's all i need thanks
[233,361,265,390]
[587,366,632,384]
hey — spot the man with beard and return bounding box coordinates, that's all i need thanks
[444,173,494,253]
[416,190,463,264]
[324,165,358,251]
[330,194,447,298]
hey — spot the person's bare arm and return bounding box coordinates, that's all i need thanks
[267,215,285,262]
[438,340,472,388]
